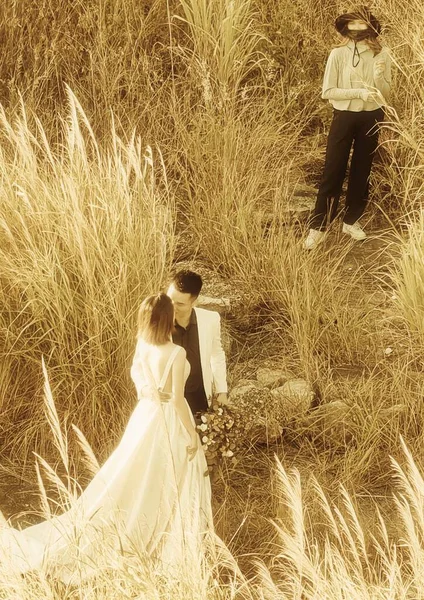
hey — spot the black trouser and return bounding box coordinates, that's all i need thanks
[185,388,208,417]
[310,108,384,230]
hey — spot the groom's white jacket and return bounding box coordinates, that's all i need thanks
[193,307,227,402]
[130,307,227,404]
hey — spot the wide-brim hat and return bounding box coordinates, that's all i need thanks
[335,5,381,36]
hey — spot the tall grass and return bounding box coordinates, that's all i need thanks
[255,443,424,599]
[387,211,424,347]
[1,0,424,596]
[172,90,383,376]
[176,0,267,97]
[0,89,175,460]
[371,0,424,211]
[0,0,173,136]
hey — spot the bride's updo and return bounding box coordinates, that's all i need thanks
[137,293,174,345]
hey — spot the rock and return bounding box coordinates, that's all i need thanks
[228,383,259,404]
[373,404,405,427]
[270,379,313,421]
[227,384,283,444]
[250,420,283,445]
[306,400,354,445]
[259,185,316,227]
[256,367,287,389]
[234,378,262,389]
[312,400,352,425]
[369,290,388,307]
[284,197,315,214]
[197,295,231,314]
[293,183,317,199]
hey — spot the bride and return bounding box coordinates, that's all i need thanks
[0,293,213,583]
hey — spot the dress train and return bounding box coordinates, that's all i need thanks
[0,345,212,583]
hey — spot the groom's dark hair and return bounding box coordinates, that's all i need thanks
[172,270,203,298]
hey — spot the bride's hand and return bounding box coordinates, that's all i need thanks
[186,431,198,461]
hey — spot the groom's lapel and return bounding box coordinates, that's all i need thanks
[194,307,207,359]
[194,307,210,394]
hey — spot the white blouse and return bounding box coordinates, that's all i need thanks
[321,40,391,111]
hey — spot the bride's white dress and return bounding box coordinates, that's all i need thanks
[0,344,212,582]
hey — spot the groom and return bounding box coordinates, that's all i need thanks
[167,269,228,418]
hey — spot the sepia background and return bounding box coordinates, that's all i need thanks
[1,0,424,597]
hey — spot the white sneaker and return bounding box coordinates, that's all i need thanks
[304,228,325,250]
[342,221,367,241]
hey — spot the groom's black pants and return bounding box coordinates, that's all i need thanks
[185,389,208,419]
[310,108,384,230]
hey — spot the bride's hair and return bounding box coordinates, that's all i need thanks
[137,293,174,345]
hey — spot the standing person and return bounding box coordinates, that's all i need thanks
[166,270,228,419]
[0,294,212,583]
[304,5,391,250]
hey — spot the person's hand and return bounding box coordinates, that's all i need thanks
[360,89,383,104]
[215,392,230,406]
[186,431,198,461]
[373,60,385,80]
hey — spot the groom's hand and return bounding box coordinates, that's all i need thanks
[215,393,230,406]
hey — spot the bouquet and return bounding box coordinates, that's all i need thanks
[197,386,285,472]
[196,403,240,472]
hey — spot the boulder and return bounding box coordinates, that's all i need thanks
[256,367,287,389]
[310,400,352,426]
[197,295,231,314]
[307,400,354,445]
[270,379,313,421]
[234,378,262,389]
[228,383,283,444]
[228,383,259,404]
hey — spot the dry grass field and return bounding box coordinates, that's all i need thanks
[1,0,424,597]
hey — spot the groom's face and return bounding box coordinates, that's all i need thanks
[167,284,196,323]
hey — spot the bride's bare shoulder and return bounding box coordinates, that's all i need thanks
[171,344,186,362]
[135,340,184,363]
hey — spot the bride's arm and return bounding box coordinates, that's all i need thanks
[172,348,198,453]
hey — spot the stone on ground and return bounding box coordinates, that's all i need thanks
[270,378,313,421]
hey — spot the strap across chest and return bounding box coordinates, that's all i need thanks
[156,345,182,392]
